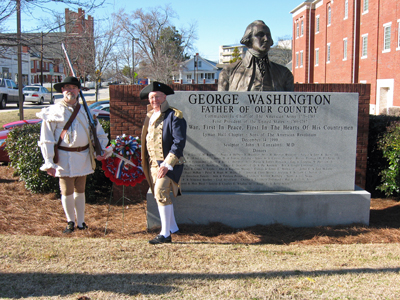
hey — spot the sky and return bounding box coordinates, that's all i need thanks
[4,0,304,62]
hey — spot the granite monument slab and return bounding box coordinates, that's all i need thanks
[167,91,358,192]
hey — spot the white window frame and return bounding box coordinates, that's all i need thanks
[397,20,400,50]
[328,6,332,26]
[296,21,299,38]
[361,34,368,58]
[344,0,348,19]
[316,15,320,33]
[301,20,304,36]
[343,38,348,60]
[327,43,331,63]
[315,48,319,66]
[300,50,304,67]
[383,23,391,53]
[363,0,369,14]
[295,52,299,68]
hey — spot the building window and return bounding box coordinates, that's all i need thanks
[384,23,391,52]
[315,49,319,66]
[316,15,320,33]
[187,74,192,81]
[296,21,299,38]
[296,52,299,68]
[343,38,348,60]
[300,51,303,67]
[363,0,369,13]
[328,7,331,26]
[301,20,304,36]
[362,34,368,58]
[397,20,400,50]
[327,43,331,63]
[344,0,348,19]
[204,73,215,80]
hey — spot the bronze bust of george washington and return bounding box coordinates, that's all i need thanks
[218,20,294,92]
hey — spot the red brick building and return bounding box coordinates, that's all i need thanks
[64,8,95,80]
[291,0,400,115]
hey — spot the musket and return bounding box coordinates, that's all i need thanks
[61,43,103,156]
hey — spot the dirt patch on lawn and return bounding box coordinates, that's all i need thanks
[1,165,399,245]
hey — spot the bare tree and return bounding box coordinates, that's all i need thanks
[115,5,197,84]
[92,15,121,100]
[0,0,104,31]
[269,36,292,67]
[0,1,15,24]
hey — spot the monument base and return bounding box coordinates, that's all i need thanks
[146,187,371,229]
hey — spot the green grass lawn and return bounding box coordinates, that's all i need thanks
[0,101,97,128]
[0,109,42,128]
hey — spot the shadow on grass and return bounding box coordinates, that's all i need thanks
[170,203,400,245]
[370,204,400,228]
[1,268,400,298]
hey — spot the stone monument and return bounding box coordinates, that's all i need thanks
[146,91,371,228]
[147,20,370,229]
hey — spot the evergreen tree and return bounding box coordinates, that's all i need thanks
[230,47,242,63]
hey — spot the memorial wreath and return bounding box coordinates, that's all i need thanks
[102,134,145,187]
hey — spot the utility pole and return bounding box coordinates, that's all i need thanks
[40,32,43,86]
[17,0,23,120]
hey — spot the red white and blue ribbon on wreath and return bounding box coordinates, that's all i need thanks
[102,134,146,187]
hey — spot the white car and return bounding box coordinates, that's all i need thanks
[23,85,55,105]
[88,100,110,112]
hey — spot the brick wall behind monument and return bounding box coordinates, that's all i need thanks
[109,83,369,201]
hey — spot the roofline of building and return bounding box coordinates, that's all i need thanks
[290,0,314,14]
[220,44,244,48]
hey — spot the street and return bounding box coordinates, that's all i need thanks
[0,87,110,113]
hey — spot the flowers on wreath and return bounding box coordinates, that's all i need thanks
[102,134,146,186]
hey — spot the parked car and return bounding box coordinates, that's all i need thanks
[91,108,110,120]
[2,118,42,130]
[0,111,109,163]
[88,100,109,110]
[0,78,22,109]
[93,103,109,112]
[0,129,10,162]
[23,85,55,105]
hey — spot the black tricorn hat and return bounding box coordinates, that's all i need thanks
[54,76,81,93]
[140,81,174,100]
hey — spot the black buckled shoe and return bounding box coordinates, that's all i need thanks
[63,221,75,234]
[149,234,171,244]
[77,222,88,230]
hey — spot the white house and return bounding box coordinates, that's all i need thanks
[177,54,221,84]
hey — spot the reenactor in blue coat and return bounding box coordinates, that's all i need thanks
[140,82,187,244]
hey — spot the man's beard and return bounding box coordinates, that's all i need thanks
[65,93,77,101]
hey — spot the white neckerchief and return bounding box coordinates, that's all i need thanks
[149,111,161,126]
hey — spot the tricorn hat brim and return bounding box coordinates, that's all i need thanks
[140,81,174,100]
[54,76,81,93]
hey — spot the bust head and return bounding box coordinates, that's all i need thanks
[240,20,274,57]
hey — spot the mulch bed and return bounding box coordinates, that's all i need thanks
[1,165,400,245]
